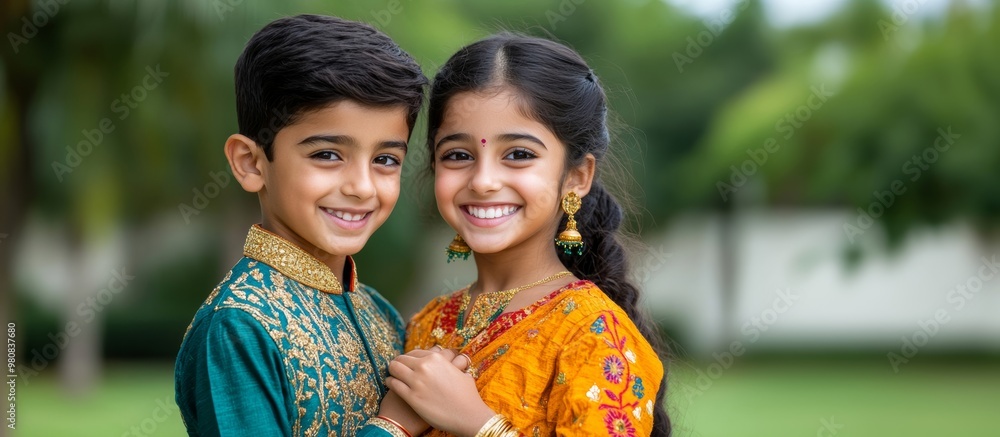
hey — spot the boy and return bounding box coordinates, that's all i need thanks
[174,14,426,436]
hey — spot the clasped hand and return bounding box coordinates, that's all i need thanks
[383,347,497,437]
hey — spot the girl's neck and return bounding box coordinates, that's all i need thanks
[469,231,570,296]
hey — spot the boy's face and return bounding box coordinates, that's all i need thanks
[259,101,409,259]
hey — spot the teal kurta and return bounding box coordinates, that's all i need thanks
[175,225,404,436]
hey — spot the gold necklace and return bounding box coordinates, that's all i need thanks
[455,271,572,343]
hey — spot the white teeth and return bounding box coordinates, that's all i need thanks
[467,206,518,219]
[326,208,365,222]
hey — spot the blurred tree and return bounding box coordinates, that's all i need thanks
[0,0,38,384]
[685,0,1000,255]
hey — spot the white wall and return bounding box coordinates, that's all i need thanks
[643,210,1000,355]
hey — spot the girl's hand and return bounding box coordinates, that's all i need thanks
[375,389,428,436]
[386,347,495,437]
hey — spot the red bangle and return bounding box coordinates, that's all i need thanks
[376,415,413,437]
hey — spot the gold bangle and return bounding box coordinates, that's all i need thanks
[378,415,413,437]
[367,416,411,437]
[474,415,503,437]
[475,414,518,437]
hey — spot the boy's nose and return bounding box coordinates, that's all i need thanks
[341,165,376,200]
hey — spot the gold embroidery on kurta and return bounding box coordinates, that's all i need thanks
[209,263,398,433]
[243,224,360,293]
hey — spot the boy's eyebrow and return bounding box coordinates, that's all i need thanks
[435,132,471,150]
[299,135,355,146]
[379,140,409,152]
[299,135,408,152]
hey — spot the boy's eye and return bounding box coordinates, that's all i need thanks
[310,151,341,161]
[441,150,473,161]
[504,148,537,161]
[374,154,401,166]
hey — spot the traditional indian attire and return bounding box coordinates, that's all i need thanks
[174,224,404,436]
[406,280,663,436]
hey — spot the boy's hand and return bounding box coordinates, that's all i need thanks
[377,389,428,436]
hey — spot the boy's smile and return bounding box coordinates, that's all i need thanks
[257,100,409,268]
[321,207,372,229]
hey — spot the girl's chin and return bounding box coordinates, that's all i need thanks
[462,239,508,255]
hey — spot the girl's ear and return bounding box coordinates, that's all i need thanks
[563,153,596,197]
[225,134,267,193]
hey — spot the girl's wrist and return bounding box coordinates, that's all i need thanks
[455,404,499,437]
[472,414,519,437]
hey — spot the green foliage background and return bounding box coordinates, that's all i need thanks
[2,0,997,359]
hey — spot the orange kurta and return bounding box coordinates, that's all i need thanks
[407,280,663,436]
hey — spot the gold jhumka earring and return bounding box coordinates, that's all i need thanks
[555,191,584,256]
[446,234,471,262]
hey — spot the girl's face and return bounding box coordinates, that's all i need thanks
[433,89,591,255]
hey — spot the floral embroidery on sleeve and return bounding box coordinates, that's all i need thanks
[587,311,648,437]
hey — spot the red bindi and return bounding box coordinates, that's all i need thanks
[481,138,487,147]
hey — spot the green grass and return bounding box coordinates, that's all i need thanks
[670,357,1000,436]
[12,358,999,436]
[16,364,185,436]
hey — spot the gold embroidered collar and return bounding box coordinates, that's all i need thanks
[243,224,358,294]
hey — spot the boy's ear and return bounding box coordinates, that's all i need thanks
[224,134,267,193]
[563,153,596,198]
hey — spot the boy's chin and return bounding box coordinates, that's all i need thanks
[312,237,370,259]
[314,224,380,252]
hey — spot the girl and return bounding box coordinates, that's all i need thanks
[364,33,670,437]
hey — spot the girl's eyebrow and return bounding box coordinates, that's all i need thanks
[435,132,471,150]
[496,133,546,149]
[435,132,546,150]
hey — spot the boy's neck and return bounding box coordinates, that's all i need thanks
[259,220,348,285]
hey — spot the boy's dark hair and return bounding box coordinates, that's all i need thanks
[235,14,427,160]
[427,33,672,435]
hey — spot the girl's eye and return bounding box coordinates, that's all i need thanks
[441,150,473,161]
[310,151,341,161]
[504,148,537,160]
[374,154,401,167]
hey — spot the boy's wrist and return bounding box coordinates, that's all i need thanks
[367,415,414,437]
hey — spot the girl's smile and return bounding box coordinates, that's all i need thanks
[461,203,522,227]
